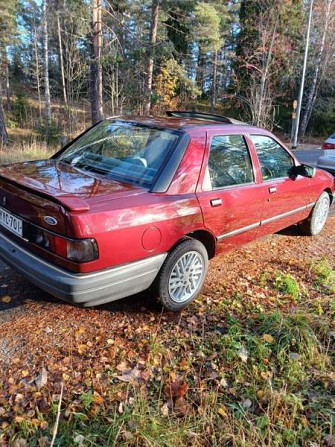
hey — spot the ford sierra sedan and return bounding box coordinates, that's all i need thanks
[0,112,333,311]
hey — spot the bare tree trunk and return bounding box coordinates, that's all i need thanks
[0,84,9,145]
[211,49,218,113]
[90,0,103,124]
[300,0,332,136]
[0,44,10,111]
[196,48,205,93]
[42,0,51,125]
[255,15,278,127]
[3,50,10,111]
[144,0,159,115]
[57,12,68,106]
[33,27,42,119]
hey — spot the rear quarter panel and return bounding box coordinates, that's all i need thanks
[71,192,205,272]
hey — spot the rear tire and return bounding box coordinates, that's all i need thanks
[155,239,208,311]
[299,191,330,236]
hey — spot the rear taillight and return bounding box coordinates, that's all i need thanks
[29,226,98,262]
[322,142,335,149]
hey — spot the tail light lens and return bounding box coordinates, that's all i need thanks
[29,226,98,263]
[322,142,335,149]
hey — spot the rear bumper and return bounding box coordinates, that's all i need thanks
[0,231,167,306]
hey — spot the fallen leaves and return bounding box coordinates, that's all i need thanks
[1,295,11,303]
[164,377,189,400]
[218,407,228,418]
[262,334,274,344]
[35,368,48,389]
[116,366,141,383]
[237,346,249,363]
[0,222,335,445]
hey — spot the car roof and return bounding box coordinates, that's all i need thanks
[105,115,267,134]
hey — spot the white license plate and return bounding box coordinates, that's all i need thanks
[0,206,23,237]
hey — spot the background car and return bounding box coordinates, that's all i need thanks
[317,133,335,174]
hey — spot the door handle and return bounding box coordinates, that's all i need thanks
[210,198,222,207]
[269,187,277,194]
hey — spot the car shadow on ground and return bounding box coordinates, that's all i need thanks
[0,263,164,318]
[276,225,302,237]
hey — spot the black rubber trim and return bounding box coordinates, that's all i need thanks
[166,110,246,125]
[151,133,191,193]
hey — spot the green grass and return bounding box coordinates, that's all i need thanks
[311,257,335,293]
[273,272,303,302]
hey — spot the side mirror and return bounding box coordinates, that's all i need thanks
[289,164,316,179]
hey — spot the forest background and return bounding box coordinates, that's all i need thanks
[0,0,334,159]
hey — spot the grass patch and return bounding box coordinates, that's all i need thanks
[311,257,335,293]
[0,142,55,165]
[273,272,303,302]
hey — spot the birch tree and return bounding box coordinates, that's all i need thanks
[42,0,51,125]
[300,0,335,136]
[145,0,159,115]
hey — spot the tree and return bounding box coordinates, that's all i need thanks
[20,1,43,118]
[0,84,9,144]
[57,10,67,106]
[235,0,304,128]
[90,0,103,124]
[145,0,159,115]
[154,58,200,113]
[42,0,51,125]
[0,0,18,143]
[300,0,335,136]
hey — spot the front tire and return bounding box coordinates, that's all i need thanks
[156,239,208,311]
[299,191,330,236]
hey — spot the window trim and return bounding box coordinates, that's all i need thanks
[207,134,256,191]
[250,134,295,182]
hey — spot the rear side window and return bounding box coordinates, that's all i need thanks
[208,135,254,189]
[251,135,294,180]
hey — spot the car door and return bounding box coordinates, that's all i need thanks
[249,134,313,235]
[196,131,268,253]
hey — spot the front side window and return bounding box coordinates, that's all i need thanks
[208,135,254,189]
[58,120,181,187]
[251,135,294,180]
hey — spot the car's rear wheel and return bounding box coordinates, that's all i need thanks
[156,239,208,311]
[299,191,330,236]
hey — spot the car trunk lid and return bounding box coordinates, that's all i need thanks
[0,160,146,237]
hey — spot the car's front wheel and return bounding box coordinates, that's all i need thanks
[299,191,330,236]
[156,239,208,311]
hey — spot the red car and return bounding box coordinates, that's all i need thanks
[0,112,333,311]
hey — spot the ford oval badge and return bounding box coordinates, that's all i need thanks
[44,216,58,226]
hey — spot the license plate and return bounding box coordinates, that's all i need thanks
[0,206,23,237]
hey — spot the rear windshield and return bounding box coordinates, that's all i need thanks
[58,120,181,187]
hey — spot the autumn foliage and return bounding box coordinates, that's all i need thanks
[0,218,334,445]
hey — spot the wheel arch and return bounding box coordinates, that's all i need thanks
[185,229,217,260]
[324,188,333,205]
[167,230,217,260]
